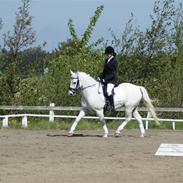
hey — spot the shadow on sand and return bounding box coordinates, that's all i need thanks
[46,133,103,138]
[46,132,148,138]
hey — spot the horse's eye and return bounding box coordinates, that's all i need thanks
[73,82,76,84]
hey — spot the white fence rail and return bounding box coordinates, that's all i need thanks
[0,105,183,130]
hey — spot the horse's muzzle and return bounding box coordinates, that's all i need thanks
[68,89,76,96]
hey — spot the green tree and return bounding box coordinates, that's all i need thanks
[111,0,176,78]
[3,0,36,101]
[171,2,183,52]
[18,46,48,78]
[67,5,104,49]
[3,0,36,61]
[109,0,183,107]
[37,4,105,104]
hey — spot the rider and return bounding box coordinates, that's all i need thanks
[98,46,118,112]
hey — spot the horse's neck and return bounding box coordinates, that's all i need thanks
[78,72,96,88]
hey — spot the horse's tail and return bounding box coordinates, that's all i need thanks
[140,86,160,126]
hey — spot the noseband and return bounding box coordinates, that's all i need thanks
[69,77,79,93]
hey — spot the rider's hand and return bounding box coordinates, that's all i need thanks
[97,77,101,82]
[102,79,105,83]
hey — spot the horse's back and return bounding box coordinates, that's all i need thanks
[116,82,140,92]
[114,82,142,106]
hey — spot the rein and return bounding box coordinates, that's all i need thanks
[81,83,97,91]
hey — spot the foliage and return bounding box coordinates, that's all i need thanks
[67,19,78,44]
[1,0,37,103]
[110,0,183,107]
[18,46,48,77]
[67,5,104,49]
[47,48,103,106]
[3,0,36,60]
[81,5,104,47]
[43,5,105,106]
[157,50,183,107]
[0,75,12,104]
[0,0,182,111]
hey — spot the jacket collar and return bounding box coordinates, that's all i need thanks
[107,55,114,64]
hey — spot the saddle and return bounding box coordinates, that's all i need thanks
[102,83,118,98]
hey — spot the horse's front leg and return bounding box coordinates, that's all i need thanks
[96,110,108,138]
[68,109,86,136]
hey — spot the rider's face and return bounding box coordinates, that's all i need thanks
[105,53,112,59]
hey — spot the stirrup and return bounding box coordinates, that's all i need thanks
[104,100,110,111]
[104,104,110,112]
[104,104,115,112]
[109,105,115,112]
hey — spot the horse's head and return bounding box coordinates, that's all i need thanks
[68,70,79,96]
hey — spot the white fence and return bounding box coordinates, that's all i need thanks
[0,105,183,130]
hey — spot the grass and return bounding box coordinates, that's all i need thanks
[0,118,183,130]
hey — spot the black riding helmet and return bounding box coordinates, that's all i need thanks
[105,46,116,56]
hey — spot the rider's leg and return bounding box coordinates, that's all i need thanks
[108,95,115,111]
[106,83,115,111]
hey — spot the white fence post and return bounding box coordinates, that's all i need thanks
[2,116,9,127]
[22,115,28,128]
[172,122,175,130]
[49,103,55,122]
[145,112,151,130]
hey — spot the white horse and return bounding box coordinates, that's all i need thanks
[68,71,159,138]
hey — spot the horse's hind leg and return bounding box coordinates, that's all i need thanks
[133,109,145,137]
[115,108,132,136]
[68,109,86,136]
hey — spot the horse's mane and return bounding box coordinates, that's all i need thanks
[77,72,97,85]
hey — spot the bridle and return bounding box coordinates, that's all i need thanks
[69,76,80,94]
[69,76,97,94]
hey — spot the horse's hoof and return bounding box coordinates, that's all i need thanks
[140,134,144,138]
[68,132,74,137]
[103,134,108,138]
[114,132,120,137]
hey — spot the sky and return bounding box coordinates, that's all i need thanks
[0,0,180,51]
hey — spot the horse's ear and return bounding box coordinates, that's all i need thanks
[70,70,74,75]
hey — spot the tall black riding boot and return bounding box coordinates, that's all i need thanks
[108,95,115,112]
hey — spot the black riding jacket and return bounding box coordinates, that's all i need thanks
[100,56,118,85]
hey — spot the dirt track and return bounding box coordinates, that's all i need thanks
[0,129,183,183]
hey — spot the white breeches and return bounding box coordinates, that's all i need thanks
[107,83,115,96]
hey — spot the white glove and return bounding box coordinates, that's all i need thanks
[97,77,101,82]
